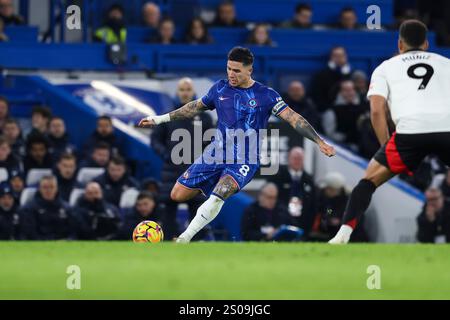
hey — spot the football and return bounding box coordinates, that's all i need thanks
[132,220,164,243]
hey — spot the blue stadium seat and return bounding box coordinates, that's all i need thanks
[4,26,38,43]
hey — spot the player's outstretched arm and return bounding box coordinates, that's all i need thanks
[138,99,208,128]
[278,107,336,157]
[369,95,390,146]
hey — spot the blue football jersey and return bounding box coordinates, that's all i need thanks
[201,79,288,164]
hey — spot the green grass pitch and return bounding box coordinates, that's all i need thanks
[0,242,449,300]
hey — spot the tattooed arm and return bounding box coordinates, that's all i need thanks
[278,107,336,157]
[138,99,208,128]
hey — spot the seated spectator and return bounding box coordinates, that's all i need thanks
[0,135,21,174]
[280,3,313,29]
[93,4,127,43]
[0,182,19,240]
[268,147,316,234]
[0,0,24,26]
[80,142,111,169]
[185,17,213,44]
[282,81,321,131]
[142,2,160,29]
[309,46,353,112]
[0,96,10,133]
[310,172,367,242]
[333,7,363,30]
[3,118,25,157]
[93,156,139,207]
[438,169,450,201]
[26,105,52,141]
[73,182,121,240]
[83,116,122,158]
[322,80,367,149]
[141,177,160,197]
[8,169,24,205]
[19,175,75,240]
[150,17,177,44]
[246,24,275,47]
[241,183,288,241]
[54,153,81,202]
[417,187,450,243]
[211,1,244,28]
[351,70,369,102]
[117,191,161,240]
[48,117,76,161]
[23,134,52,174]
[0,18,8,42]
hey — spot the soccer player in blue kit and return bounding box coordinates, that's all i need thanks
[139,47,336,242]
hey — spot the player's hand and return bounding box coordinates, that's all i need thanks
[318,140,336,157]
[138,116,157,128]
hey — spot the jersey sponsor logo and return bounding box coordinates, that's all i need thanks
[248,99,257,107]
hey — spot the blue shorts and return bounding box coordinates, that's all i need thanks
[177,162,259,198]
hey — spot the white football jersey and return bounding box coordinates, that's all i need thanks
[367,50,450,134]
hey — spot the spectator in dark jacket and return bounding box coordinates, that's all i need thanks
[0,96,9,133]
[332,7,363,30]
[417,188,450,243]
[211,1,244,27]
[54,153,81,202]
[80,142,111,168]
[322,80,368,149]
[48,117,76,162]
[74,181,121,240]
[19,175,75,240]
[0,0,24,26]
[0,135,22,174]
[26,105,52,142]
[23,133,53,174]
[3,118,25,158]
[268,147,316,234]
[241,183,289,241]
[310,46,353,112]
[118,191,161,240]
[282,81,321,131]
[280,3,313,29]
[83,116,122,158]
[8,169,24,206]
[0,182,19,240]
[185,17,213,44]
[93,156,139,207]
[151,77,213,240]
[310,172,368,242]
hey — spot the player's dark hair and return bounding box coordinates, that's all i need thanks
[295,3,312,14]
[228,46,254,66]
[399,19,428,48]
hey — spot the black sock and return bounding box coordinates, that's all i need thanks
[342,179,377,229]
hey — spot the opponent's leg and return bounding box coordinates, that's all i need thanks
[176,175,238,243]
[329,159,395,244]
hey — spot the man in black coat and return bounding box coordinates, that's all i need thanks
[241,183,289,241]
[118,191,161,240]
[79,142,111,169]
[417,188,450,243]
[93,156,139,207]
[73,181,121,240]
[48,117,76,162]
[23,133,53,174]
[268,147,316,235]
[0,182,19,240]
[83,116,123,158]
[54,153,81,202]
[19,175,76,240]
[150,77,213,240]
[309,46,353,112]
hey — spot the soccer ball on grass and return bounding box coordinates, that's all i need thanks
[132,220,164,243]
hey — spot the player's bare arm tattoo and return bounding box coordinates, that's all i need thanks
[169,99,207,121]
[213,175,239,200]
[279,107,322,143]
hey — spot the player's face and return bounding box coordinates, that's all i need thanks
[227,60,252,87]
